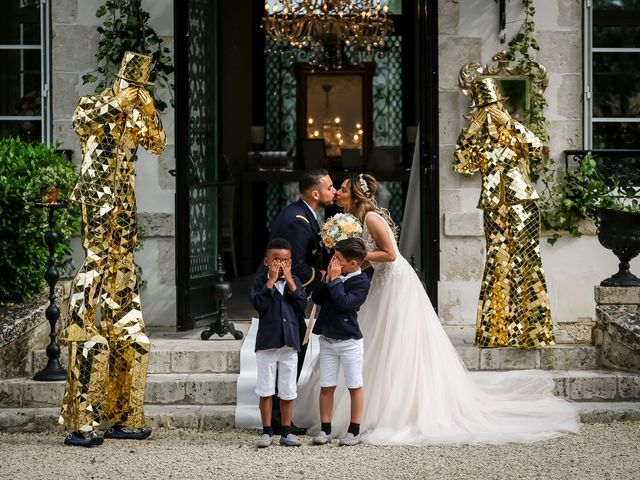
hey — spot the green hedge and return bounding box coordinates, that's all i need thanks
[0,138,79,305]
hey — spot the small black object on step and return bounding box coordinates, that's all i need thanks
[33,201,68,381]
[201,255,244,340]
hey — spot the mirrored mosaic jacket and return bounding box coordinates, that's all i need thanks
[70,88,166,209]
[453,119,542,210]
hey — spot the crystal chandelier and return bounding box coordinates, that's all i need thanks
[262,0,394,67]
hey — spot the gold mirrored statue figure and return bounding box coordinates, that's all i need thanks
[453,77,554,348]
[58,51,166,437]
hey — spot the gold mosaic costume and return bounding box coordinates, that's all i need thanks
[453,78,554,348]
[59,52,166,432]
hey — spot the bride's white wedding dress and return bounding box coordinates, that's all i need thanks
[291,211,580,445]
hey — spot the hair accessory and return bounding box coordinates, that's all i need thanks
[358,174,370,197]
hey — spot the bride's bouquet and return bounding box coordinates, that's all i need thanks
[320,212,363,250]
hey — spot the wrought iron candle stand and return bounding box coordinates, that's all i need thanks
[33,201,68,381]
[201,255,244,341]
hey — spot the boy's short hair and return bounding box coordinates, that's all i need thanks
[266,237,292,253]
[334,237,367,263]
[299,169,329,194]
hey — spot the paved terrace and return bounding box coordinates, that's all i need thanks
[0,423,638,480]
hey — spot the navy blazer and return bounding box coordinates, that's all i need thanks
[269,199,322,293]
[250,272,308,352]
[311,272,371,340]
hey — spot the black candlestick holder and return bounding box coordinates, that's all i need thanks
[33,201,68,381]
[201,255,243,341]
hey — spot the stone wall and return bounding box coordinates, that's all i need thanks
[52,0,176,328]
[594,287,640,371]
[437,0,639,342]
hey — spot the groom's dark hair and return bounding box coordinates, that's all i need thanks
[335,237,367,263]
[299,169,330,194]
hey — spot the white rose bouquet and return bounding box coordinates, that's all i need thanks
[320,212,363,250]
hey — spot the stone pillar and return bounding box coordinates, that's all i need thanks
[594,286,640,371]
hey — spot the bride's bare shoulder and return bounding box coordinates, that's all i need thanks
[363,211,387,233]
[364,210,384,224]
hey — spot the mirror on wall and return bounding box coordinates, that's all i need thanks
[295,63,374,170]
[458,51,547,131]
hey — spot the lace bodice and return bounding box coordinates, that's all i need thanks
[362,212,402,278]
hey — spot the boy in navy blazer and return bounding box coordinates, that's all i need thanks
[266,169,336,435]
[250,238,307,448]
[310,237,371,447]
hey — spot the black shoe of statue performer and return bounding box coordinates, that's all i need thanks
[104,425,152,440]
[64,431,104,447]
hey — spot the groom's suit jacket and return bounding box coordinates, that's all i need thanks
[268,199,323,294]
[311,273,371,340]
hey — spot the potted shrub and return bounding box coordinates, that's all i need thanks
[0,137,79,306]
[543,152,640,286]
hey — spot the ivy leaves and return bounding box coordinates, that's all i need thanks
[506,0,548,154]
[82,0,174,112]
[541,153,640,245]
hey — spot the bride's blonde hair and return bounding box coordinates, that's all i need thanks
[346,173,398,240]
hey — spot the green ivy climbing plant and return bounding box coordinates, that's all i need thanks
[82,0,174,112]
[504,0,549,172]
[500,0,616,244]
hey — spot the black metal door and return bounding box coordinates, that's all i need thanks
[418,0,440,306]
[175,0,220,331]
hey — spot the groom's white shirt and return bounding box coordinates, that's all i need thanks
[302,199,320,226]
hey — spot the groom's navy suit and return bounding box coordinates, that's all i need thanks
[269,199,323,293]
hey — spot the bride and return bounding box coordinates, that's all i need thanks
[292,173,580,445]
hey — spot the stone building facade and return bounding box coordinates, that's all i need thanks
[47,0,639,338]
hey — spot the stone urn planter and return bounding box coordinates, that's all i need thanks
[596,207,640,287]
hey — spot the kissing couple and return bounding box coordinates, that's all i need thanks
[240,169,579,446]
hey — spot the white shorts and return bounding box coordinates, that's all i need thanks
[319,336,364,389]
[255,346,298,400]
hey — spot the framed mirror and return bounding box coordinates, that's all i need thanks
[458,51,547,133]
[295,63,375,170]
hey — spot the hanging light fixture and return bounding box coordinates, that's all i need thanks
[262,0,394,68]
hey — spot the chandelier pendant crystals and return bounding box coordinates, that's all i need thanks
[262,0,394,68]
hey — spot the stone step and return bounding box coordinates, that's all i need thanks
[459,344,598,371]
[29,342,598,375]
[1,401,640,433]
[0,405,235,432]
[2,370,640,409]
[29,339,242,376]
[0,373,239,408]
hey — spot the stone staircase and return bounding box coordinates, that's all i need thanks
[1,319,640,431]
[0,327,246,431]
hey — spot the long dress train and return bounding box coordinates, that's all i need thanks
[292,212,579,445]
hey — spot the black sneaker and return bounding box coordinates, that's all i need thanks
[64,431,104,447]
[273,423,306,436]
[103,425,152,440]
[290,424,307,436]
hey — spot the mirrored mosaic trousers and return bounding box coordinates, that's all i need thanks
[59,201,149,432]
[475,201,555,348]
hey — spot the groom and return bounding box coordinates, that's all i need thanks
[266,169,336,434]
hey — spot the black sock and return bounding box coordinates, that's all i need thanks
[321,422,332,435]
[280,425,291,437]
[348,422,360,436]
[262,426,273,437]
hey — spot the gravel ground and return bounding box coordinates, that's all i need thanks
[1,423,639,480]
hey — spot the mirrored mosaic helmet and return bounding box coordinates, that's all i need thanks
[471,77,507,108]
[116,51,154,86]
